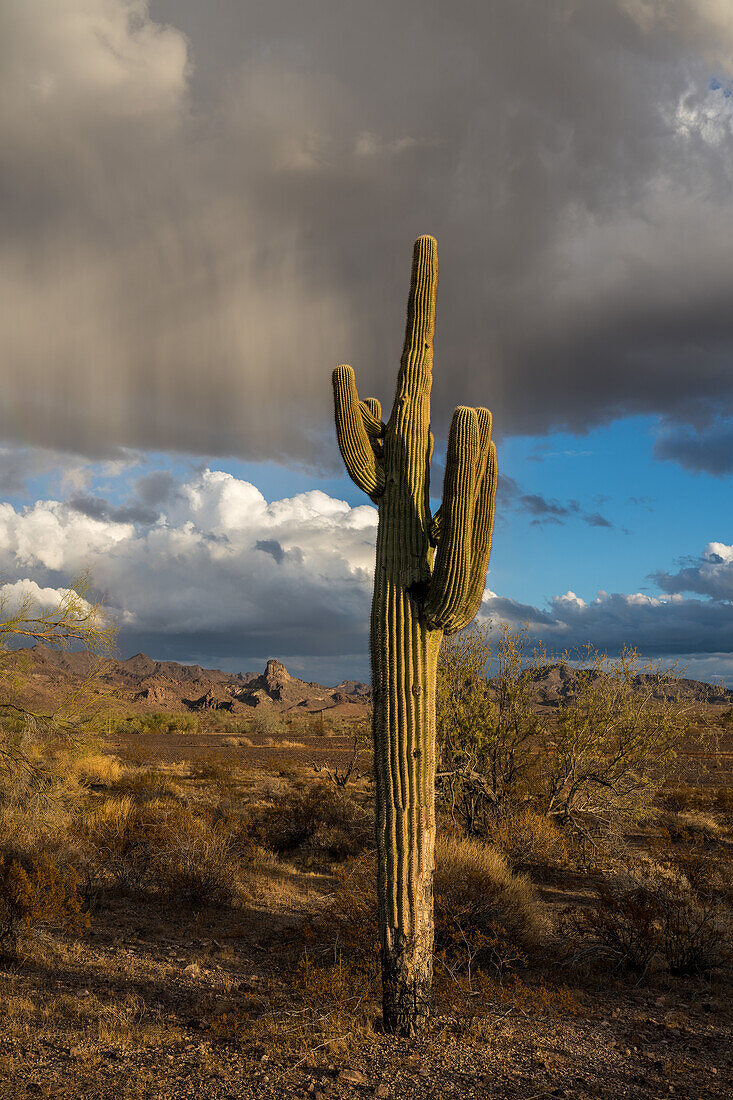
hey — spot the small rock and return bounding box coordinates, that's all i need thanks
[374,1087,389,1099]
[339,1068,368,1086]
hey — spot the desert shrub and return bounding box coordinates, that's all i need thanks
[488,807,570,871]
[311,834,544,978]
[79,797,239,905]
[658,784,697,813]
[248,781,373,862]
[659,810,723,846]
[438,629,693,847]
[437,625,542,835]
[435,835,545,975]
[0,849,87,954]
[714,787,733,819]
[72,749,123,787]
[114,767,185,803]
[570,857,731,976]
[539,649,693,838]
[190,753,239,792]
[249,709,282,738]
[114,716,143,736]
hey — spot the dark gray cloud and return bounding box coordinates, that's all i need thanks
[654,542,733,602]
[67,495,160,526]
[136,471,179,507]
[654,419,733,475]
[2,2,733,466]
[499,476,613,528]
[482,588,733,661]
[255,539,285,565]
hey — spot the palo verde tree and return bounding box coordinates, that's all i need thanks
[332,236,497,1035]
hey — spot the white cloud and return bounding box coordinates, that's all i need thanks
[0,466,730,681]
[0,468,377,669]
[655,541,733,601]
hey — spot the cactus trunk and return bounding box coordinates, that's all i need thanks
[372,563,441,1034]
[332,236,497,1035]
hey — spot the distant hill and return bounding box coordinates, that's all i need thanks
[2,645,370,717]
[2,646,731,718]
[523,663,733,709]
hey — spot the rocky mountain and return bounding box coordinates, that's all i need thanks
[3,646,731,719]
[524,663,733,709]
[2,646,369,716]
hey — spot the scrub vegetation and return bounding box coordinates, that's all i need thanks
[1,612,732,1097]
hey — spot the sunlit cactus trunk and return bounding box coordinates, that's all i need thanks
[332,236,497,1036]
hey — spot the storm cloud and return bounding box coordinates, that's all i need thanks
[2,1,733,469]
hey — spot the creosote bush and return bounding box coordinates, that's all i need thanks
[487,807,570,872]
[437,625,696,850]
[79,797,240,905]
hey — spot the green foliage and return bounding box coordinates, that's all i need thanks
[0,573,116,798]
[437,623,542,834]
[249,708,282,738]
[437,626,695,848]
[114,711,199,736]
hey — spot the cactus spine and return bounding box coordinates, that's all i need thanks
[332,236,497,1036]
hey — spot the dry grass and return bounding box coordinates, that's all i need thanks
[488,808,570,871]
[0,713,732,1096]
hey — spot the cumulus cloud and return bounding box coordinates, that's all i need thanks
[0,464,729,679]
[0,468,377,671]
[1,1,733,468]
[480,588,733,661]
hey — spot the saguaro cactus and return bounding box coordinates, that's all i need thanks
[332,236,498,1036]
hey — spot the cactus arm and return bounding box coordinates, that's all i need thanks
[360,397,384,438]
[422,405,481,631]
[332,364,385,501]
[448,431,498,633]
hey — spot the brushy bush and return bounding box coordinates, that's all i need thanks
[113,767,186,803]
[569,856,732,976]
[71,749,124,788]
[310,834,544,978]
[0,848,87,954]
[79,797,240,905]
[487,808,570,872]
[659,810,724,846]
[114,712,199,736]
[435,835,545,975]
[249,709,282,738]
[247,781,373,862]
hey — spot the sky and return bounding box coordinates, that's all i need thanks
[0,0,732,684]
